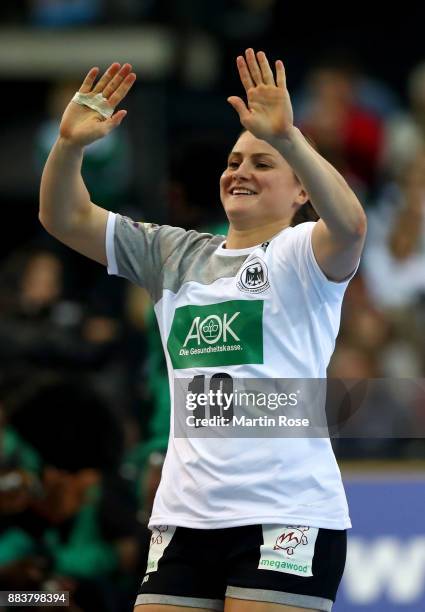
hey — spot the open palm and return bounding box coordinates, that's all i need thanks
[228,49,294,141]
[60,63,136,147]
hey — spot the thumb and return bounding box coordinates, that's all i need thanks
[105,109,127,131]
[227,96,249,121]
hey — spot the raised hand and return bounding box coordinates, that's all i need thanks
[227,49,293,141]
[59,63,136,147]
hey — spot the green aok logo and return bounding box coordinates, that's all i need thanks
[184,312,240,346]
[167,300,264,368]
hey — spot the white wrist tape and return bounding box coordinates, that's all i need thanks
[72,92,114,119]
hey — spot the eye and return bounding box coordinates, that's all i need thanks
[227,161,239,169]
[256,162,271,169]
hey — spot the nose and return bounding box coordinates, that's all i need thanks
[231,160,252,181]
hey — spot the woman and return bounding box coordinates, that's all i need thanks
[40,49,366,612]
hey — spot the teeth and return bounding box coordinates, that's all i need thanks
[232,189,255,195]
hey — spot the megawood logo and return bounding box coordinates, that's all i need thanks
[167,300,264,368]
[258,524,317,578]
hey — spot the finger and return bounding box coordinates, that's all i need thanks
[102,63,133,99]
[276,59,287,89]
[108,73,136,108]
[92,62,121,93]
[257,51,275,85]
[227,96,249,121]
[236,56,254,93]
[108,109,127,127]
[245,48,263,85]
[79,67,100,93]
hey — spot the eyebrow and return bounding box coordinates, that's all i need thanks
[228,152,276,159]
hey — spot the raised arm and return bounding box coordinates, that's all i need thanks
[39,63,136,265]
[227,49,367,281]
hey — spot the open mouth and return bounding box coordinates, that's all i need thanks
[229,188,257,196]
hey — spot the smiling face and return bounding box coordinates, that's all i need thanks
[220,131,308,230]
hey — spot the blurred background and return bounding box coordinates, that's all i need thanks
[0,1,424,611]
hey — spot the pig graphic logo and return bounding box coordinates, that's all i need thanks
[151,525,168,545]
[273,526,310,556]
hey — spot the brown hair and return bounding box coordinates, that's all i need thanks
[291,200,319,226]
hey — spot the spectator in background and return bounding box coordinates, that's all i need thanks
[0,389,42,520]
[0,242,142,420]
[298,59,384,201]
[0,248,84,372]
[383,61,425,181]
[328,345,418,459]
[362,148,425,374]
[335,281,392,369]
[2,375,145,611]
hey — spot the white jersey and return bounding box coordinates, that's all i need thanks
[106,212,353,530]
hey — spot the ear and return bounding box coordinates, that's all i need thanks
[295,186,309,206]
[291,187,309,213]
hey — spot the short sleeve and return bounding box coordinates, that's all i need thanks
[106,212,190,300]
[277,222,358,303]
[105,212,217,302]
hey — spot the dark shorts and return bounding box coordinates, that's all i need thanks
[135,523,347,611]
